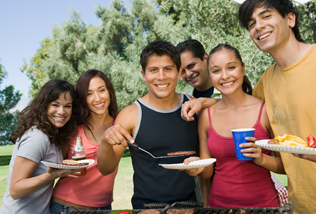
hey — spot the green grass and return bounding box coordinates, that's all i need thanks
[0,145,14,155]
[0,156,134,208]
[272,172,288,188]
[112,157,133,209]
[0,165,9,206]
[0,144,287,209]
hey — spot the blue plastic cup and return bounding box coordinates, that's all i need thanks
[231,128,255,161]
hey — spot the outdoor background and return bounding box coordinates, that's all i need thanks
[0,0,315,209]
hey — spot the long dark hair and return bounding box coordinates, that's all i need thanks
[9,79,78,146]
[207,43,252,95]
[76,69,118,133]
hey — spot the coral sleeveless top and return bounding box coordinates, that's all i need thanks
[207,101,279,208]
[53,119,117,207]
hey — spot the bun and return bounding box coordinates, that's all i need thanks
[62,159,79,164]
[274,134,308,147]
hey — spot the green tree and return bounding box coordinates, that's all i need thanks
[155,0,316,85]
[21,38,51,98]
[0,61,22,145]
[27,0,188,110]
[23,0,316,110]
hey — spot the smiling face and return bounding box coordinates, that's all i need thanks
[142,55,181,99]
[208,49,245,96]
[180,51,210,91]
[248,6,295,54]
[47,91,73,128]
[86,76,110,116]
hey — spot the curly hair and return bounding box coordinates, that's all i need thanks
[76,69,118,135]
[9,79,78,147]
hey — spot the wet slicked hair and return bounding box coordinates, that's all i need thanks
[176,39,206,61]
[238,0,303,42]
[140,40,181,72]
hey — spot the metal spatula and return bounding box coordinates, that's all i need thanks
[126,140,190,159]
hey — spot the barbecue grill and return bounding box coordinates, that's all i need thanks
[68,201,294,214]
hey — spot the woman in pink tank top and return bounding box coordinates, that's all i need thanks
[184,44,285,208]
[50,69,118,214]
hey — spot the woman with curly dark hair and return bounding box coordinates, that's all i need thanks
[0,79,79,214]
[51,69,118,214]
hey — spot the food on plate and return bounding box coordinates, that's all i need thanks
[167,151,196,156]
[273,134,308,147]
[268,139,280,145]
[107,211,132,214]
[138,209,161,214]
[60,159,89,166]
[166,208,195,214]
[307,134,316,148]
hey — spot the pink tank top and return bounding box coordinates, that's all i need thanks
[53,119,118,207]
[207,101,279,208]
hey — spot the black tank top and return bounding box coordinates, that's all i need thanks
[131,94,198,209]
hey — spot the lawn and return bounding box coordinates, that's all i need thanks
[0,155,134,208]
[0,145,14,155]
[0,144,287,208]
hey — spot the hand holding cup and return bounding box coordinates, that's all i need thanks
[231,128,255,161]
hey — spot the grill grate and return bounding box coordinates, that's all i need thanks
[67,203,294,214]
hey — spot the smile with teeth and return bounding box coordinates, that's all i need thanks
[221,81,234,87]
[188,75,199,83]
[259,32,271,40]
[54,116,66,121]
[94,103,105,108]
[156,84,168,88]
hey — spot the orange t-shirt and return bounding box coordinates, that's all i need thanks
[53,124,118,207]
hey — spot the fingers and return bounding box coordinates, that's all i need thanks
[183,156,200,165]
[47,168,80,179]
[102,124,134,147]
[293,153,316,162]
[244,137,257,143]
[240,142,262,160]
[181,102,196,122]
[185,168,199,176]
[186,94,196,100]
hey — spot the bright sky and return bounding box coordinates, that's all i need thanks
[0,0,131,112]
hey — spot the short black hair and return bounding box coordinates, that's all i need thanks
[176,39,206,61]
[140,40,181,72]
[238,0,303,42]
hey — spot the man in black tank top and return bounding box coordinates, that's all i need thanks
[97,41,198,209]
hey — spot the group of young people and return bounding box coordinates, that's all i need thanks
[1,0,315,213]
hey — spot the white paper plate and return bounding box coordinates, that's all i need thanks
[159,158,216,170]
[41,159,95,169]
[255,139,316,155]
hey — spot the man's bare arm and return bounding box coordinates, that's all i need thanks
[97,105,137,175]
[181,98,218,121]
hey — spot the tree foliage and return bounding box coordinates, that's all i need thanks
[21,38,52,98]
[23,0,316,110]
[0,61,22,145]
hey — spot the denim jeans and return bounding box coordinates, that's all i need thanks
[50,201,112,214]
